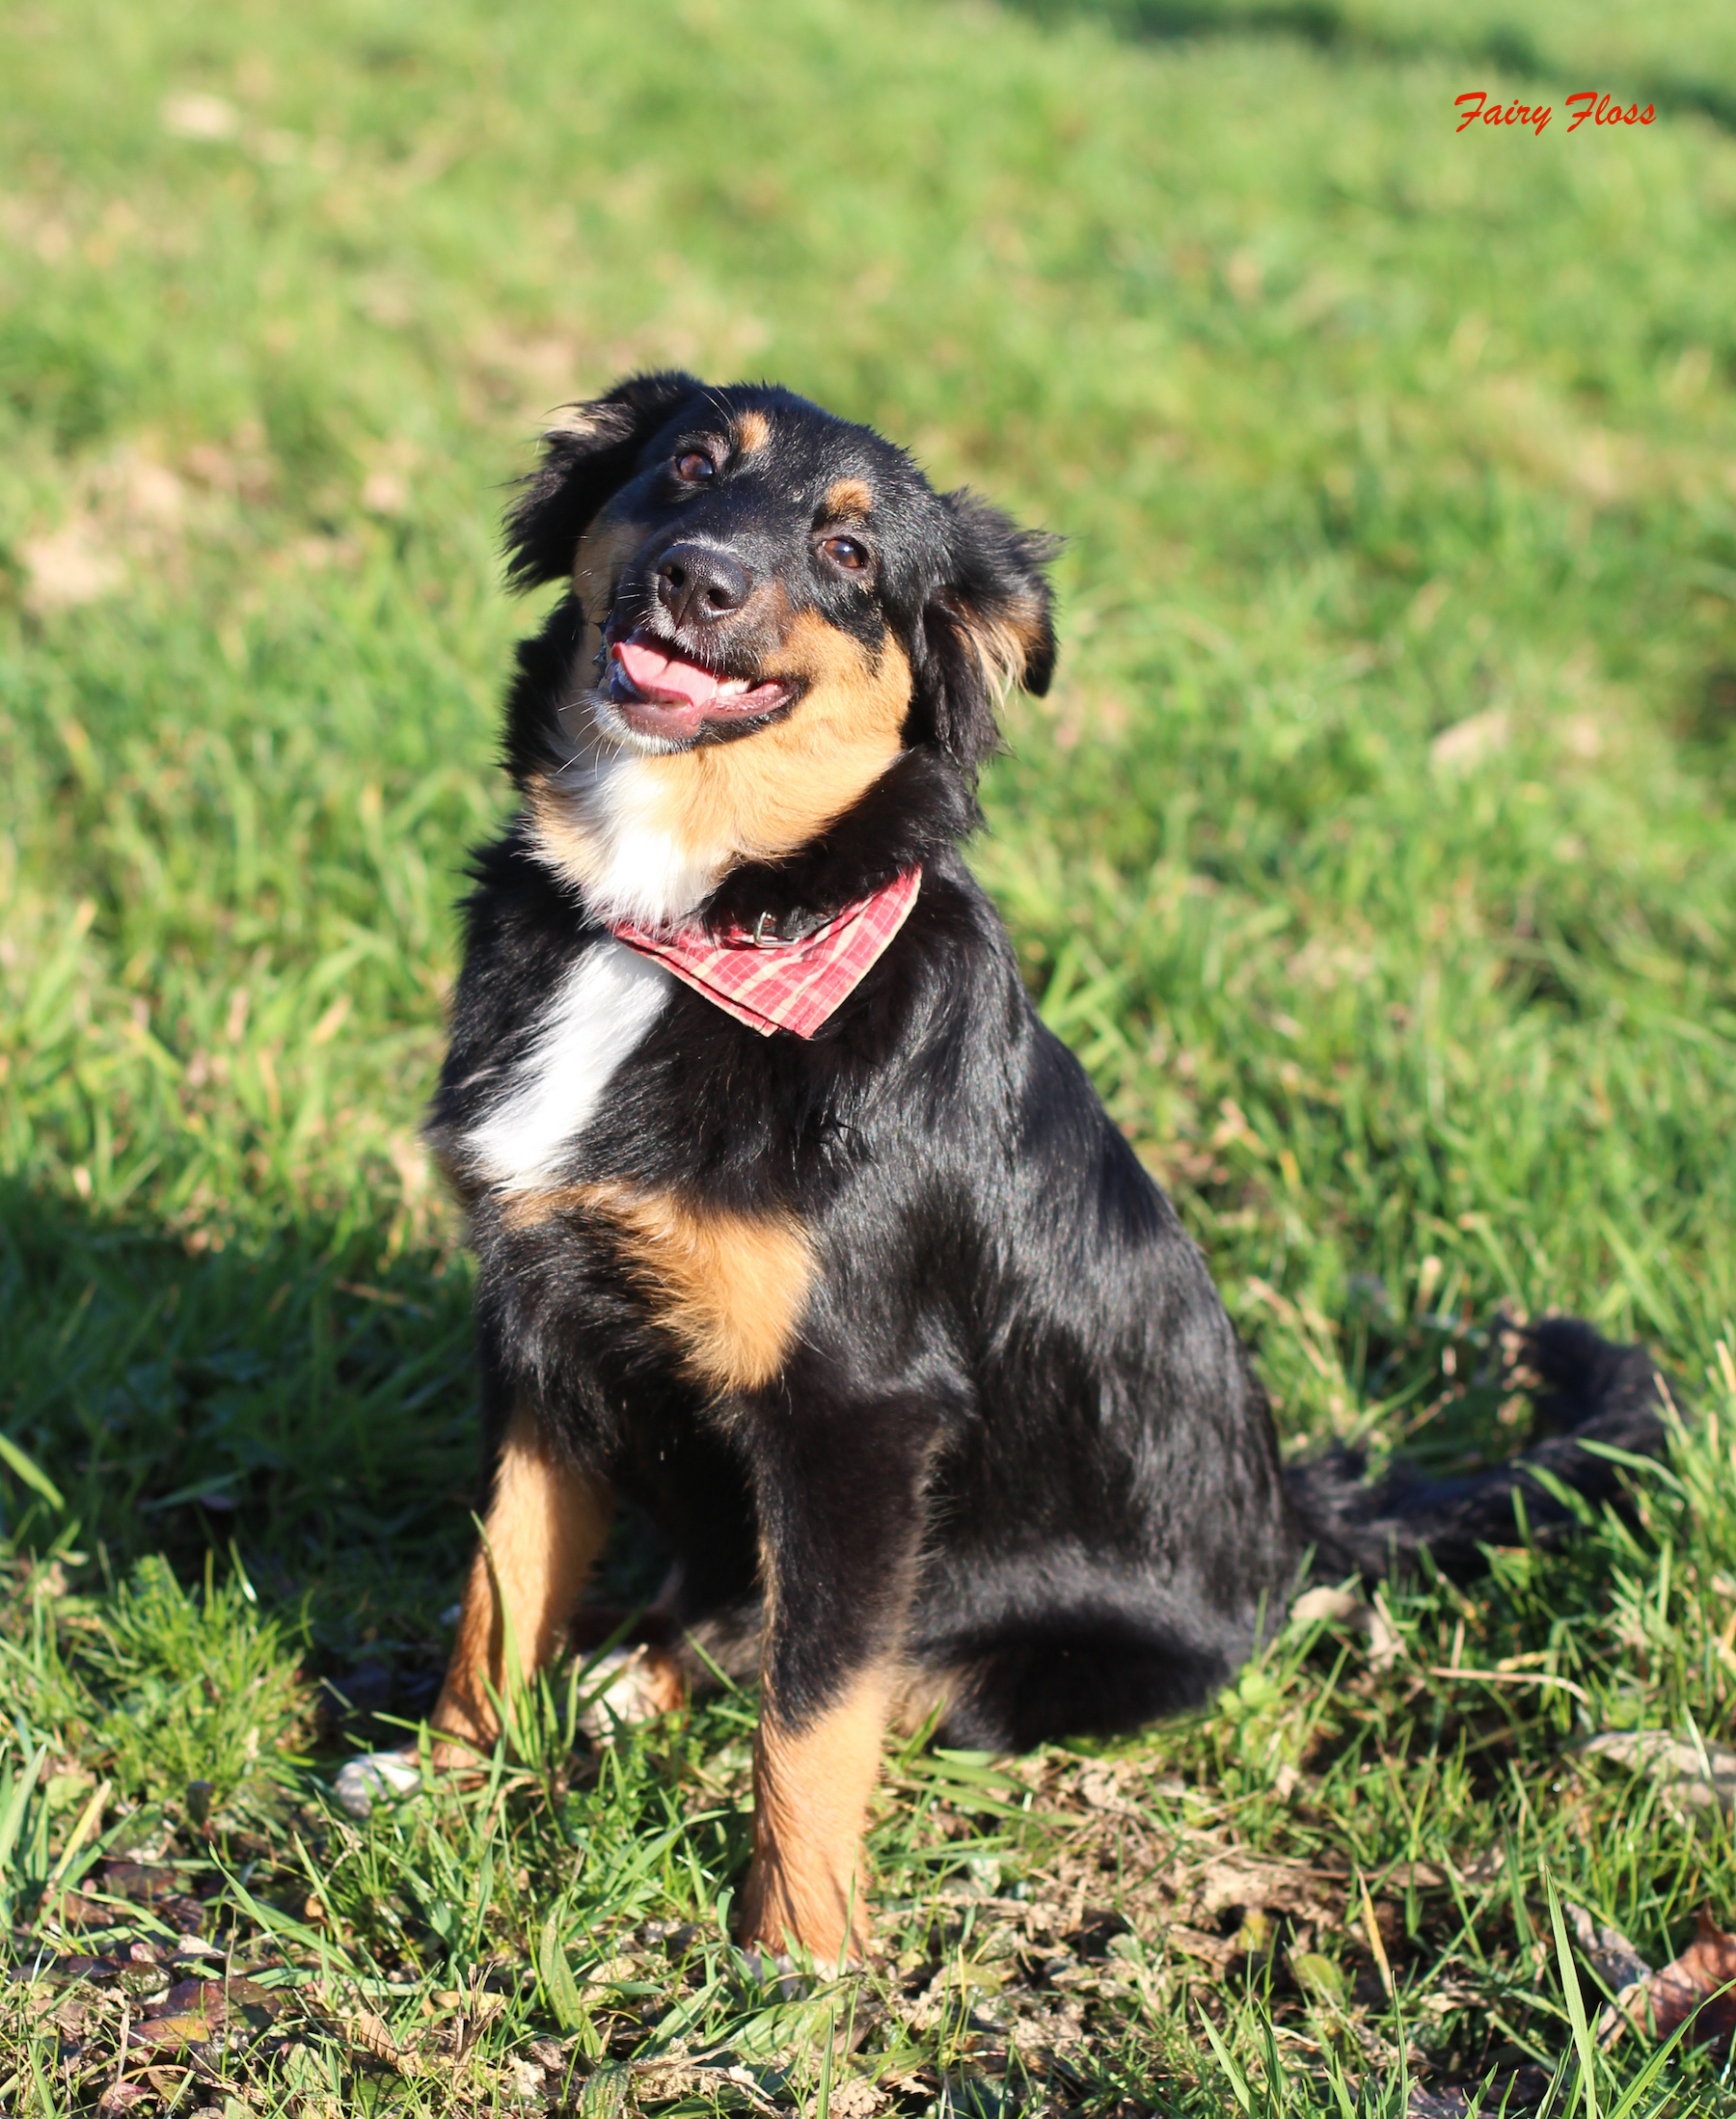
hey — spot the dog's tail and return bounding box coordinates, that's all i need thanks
[1285,1315,1670,1584]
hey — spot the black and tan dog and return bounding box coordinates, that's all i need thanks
[337,372,1665,1963]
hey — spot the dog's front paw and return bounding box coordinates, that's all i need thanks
[332,1749,421,1818]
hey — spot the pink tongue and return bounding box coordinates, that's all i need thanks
[613,638,721,710]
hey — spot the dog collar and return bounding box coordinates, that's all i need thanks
[609,867,921,1039]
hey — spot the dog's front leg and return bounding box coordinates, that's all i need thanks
[737,1393,934,1965]
[430,1399,613,1765]
[742,1662,892,1966]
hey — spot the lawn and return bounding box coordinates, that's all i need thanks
[2,0,1735,2108]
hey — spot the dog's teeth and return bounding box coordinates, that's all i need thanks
[717,676,748,695]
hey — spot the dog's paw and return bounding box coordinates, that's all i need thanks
[333,1749,421,1818]
[577,1644,686,1740]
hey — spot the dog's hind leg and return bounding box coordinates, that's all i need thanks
[922,1609,1247,1752]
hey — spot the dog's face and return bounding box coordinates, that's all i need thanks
[504,371,1056,925]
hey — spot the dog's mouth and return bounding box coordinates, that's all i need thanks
[606,629,795,744]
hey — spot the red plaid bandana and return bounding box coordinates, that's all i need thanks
[610,868,922,1039]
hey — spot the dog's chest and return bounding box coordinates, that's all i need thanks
[459,938,820,1398]
[461,938,673,1192]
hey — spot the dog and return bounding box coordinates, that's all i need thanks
[335,372,1666,1963]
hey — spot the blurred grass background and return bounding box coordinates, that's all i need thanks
[2,0,1736,2105]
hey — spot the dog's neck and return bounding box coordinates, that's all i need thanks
[526,741,977,938]
[528,749,731,931]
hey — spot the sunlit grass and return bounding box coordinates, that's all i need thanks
[3,0,1736,2106]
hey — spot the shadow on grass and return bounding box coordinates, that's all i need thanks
[0,1182,679,1755]
[1005,0,1736,133]
[0,1179,483,1747]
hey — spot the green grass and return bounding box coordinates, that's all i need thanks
[3,0,1736,2107]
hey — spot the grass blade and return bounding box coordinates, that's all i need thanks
[1546,1869,1600,2119]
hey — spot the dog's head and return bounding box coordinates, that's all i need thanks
[503,372,1056,926]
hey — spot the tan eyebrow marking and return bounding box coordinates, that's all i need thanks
[733,409,772,454]
[824,478,873,519]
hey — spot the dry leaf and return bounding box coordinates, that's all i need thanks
[1166,1924,1238,1970]
[1565,1902,1651,1995]
[346,2008,417,2075]
[160,93,239,139]
[20,527,124,611]
[1595,1910,1736,2052]
[1192,1850,1340,1922]
[824,2080,886,2119]
[1641,1912,1736,2049]
[132,1982,223,2050]
[1385,1861,1450,1891]
[1583,1730,1736,1819]
[1286,1584,1402,1670]
[1075,1764,1140,1815]
[1429,709,1510,773]
[1367,1592,1404,1672]
[95,2088,151,2115]
[1288,1585,1361,1628]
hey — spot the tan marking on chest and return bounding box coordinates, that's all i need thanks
[502,1182,815,1393]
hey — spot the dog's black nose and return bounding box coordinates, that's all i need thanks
[653,543,752,629]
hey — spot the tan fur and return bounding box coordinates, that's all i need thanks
[502,1183,815,1394]
[573,506,650,623]
[823,477,873,519]
[733,408,773,454]
[545,406,609,438]
[889,1661,963,1737]
[529,615,912,907]
[625,1644,688,1716]
[430,1404,612,1764]
[740,1669,892,1961]
[958,596,1047,697]
[640,616,910,864]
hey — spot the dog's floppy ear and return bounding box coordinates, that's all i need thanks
[503,369,701,590]
[913,490,1058,775]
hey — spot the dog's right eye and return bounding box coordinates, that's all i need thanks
[673,451,715,483]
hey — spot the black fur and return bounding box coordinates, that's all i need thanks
[431,374,1668,1752]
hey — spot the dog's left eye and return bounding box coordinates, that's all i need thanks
[821,534,870,571]
[674,451,715,482]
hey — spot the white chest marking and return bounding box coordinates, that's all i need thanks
[463,940,673,1192]
[583,760,723,928]
[542,736,726,929]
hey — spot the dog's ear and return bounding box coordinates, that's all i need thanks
[913,490,1058,774]
[503,369,701,590]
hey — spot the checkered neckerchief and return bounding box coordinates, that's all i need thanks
[610,867,921,1039]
